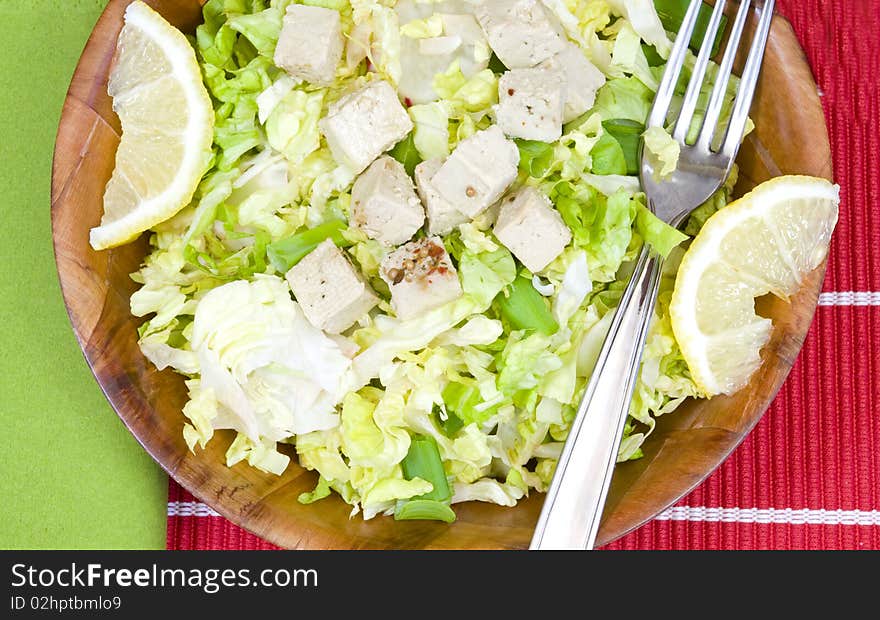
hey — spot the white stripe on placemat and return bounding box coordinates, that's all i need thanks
[655,506,880,526]
[168,501,880,526]
[167,501,220,517]
[818,291,880,306]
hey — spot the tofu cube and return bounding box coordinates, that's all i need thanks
[380,237,463,320]
[430,126,519,218]
[494,187,572,272]
[540,43,606,122]
[496,67,565,142]
[274,5,343,86]
[351,156,425,245]
[286,239,379,334]
[319,80,413,173]
[475,0,565,69]
[414,159,469,236]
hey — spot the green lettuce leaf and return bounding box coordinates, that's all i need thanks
[226,3,289,58]
[348,297,481,390]
[265,88,324,164]
[589,132,627,175]
[340,388,410,471]
[451,478,526,507]
[642,125,680,179]
[357,469,434,519]
[400,14,443,39]
[634,201,689,258]
[296,428,353,488]
[554,184,636,283]
[457,247,517,308]
[607,0,672,58]
[434,62,498,114]
[590,75,654,125]
[518,113,604,181]
[610,21,660,90]
[368,4,402,84]
[298,476,333,504]
[497,332,563,396]
[139,322,199,375]
[226,432,290,475]
[409,101,450,160]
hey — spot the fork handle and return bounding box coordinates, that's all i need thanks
[530,247,663,550]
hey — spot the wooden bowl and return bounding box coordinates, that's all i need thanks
[51,0,832,549]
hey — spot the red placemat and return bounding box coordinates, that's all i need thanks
[166,0,880,551]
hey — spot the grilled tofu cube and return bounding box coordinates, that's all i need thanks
[475,0,565,68]
[319,80,413,173]
[430,126,519,218]
[286,239,379,333]
[496,67,565,142]
[274,5,344,86]
[540,43,606,122]
[351,156,425,245]
[380,237,463,320]
[414,159,469,236]
[494,186,572,272]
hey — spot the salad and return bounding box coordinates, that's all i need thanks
[120,0,745,522]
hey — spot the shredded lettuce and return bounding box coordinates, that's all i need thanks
[607,0,672,58]
[409,102,450,160]
[400,14,444,39]
[554,185,636,283]
[610,21,660,90]
[642,125,680,179]
[635,201,689,258]
[190,276,350,434]
[433,62,498,113]
[265,89,324,164]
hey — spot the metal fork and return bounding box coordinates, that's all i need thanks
[530,0,776,550]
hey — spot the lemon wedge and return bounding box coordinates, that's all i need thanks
[89,1,213,250]
[670,175,839,396]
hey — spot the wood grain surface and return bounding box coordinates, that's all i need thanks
[51,0,833,549]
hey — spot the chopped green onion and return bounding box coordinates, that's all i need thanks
[642,43,666,67]
[394,499,457,523]
[266,219,351,272]
[602,119,644,175]
[437,409,465,437]
[400,435,451,503]
[654,0,728,56]
[395,435,456,523]
[497,276,559,335]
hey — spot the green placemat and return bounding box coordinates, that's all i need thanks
[0,0,167,550]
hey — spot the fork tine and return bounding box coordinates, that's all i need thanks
[645,0,704,129]
[695,0,754,150]
[671,0,728,143]
[719,0,776,157]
